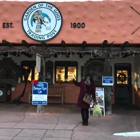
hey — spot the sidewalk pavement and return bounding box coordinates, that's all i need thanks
[0,103,140,140]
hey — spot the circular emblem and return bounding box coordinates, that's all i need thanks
[22,2,63,42]
[0,90,3,96]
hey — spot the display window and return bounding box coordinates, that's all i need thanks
[55,61,78,83]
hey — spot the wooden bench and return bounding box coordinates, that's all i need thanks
[29,85,65,104]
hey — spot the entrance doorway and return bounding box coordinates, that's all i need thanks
[114,63,131,104]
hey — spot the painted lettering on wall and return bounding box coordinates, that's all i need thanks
[71,22,85,28]
[2,23,14,28]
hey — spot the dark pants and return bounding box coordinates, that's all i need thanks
[81,108,89,125]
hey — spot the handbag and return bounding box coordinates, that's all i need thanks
[83,85,92,105]
[83,93,93,105]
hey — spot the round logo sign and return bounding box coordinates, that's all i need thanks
[0,90,3,96]
[22,2,63,42]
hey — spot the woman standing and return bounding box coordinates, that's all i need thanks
[72,73,96,126]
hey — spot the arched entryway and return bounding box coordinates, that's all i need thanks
[81,59,105,86]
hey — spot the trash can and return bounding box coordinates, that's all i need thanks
[0,84,11,103]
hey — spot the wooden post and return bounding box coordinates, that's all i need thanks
[104,53,112,115]
[36,57,45,113]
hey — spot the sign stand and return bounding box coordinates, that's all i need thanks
[102,76,114,115]
[37,105,45,113]
[89,87,105,116]
[36,53,42,113]
[32,82,48,113]
[95,87,105,116]
[89,76,114,116]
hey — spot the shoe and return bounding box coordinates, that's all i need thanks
[85,119,88,126]
[82,120,86,126]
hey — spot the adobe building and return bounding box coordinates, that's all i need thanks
[0,0,140,111]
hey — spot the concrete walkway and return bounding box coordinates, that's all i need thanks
[0,103,140,140]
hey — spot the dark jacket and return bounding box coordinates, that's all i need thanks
[73,79,96,109]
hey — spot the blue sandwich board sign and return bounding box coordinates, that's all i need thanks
[102,76,114,86]
[32,82,48,105]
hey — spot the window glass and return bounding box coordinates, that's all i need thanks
[55,61,78,83]
[34,67,39,80]
[56,66,65,82]
[22,66,31,81]
[116,70,128,84]
[22,66,39,82]
[68,67,76,82]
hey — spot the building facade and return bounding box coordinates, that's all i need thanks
[0,0,140,108]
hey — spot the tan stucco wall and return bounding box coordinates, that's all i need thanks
[9,54,136,104]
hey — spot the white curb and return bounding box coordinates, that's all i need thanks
[113,132,140,137]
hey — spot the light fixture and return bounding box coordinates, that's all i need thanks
[11,51,20,57]
[16,52,20,57]
[10,52,17,56]
[41,41,49,47]
[121,41,129,48]
[81,41,87,48]
[53,53,58,58]
[41,41,46,46]
[2,39,13,47]
[109,53,115,59]
[121,52,132,58]
[79,53,84,58]
[101,40,108,47]
[93,54,98,58]
[66,52,70,58]
[21,40,30,47]
[21,52,33,58]
[2,52,10,57]
[61,40,66,47]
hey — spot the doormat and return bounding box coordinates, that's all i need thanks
[119,104,140,111]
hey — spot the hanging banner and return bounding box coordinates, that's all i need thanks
[36,53,41,73]
[95,87,105,116]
